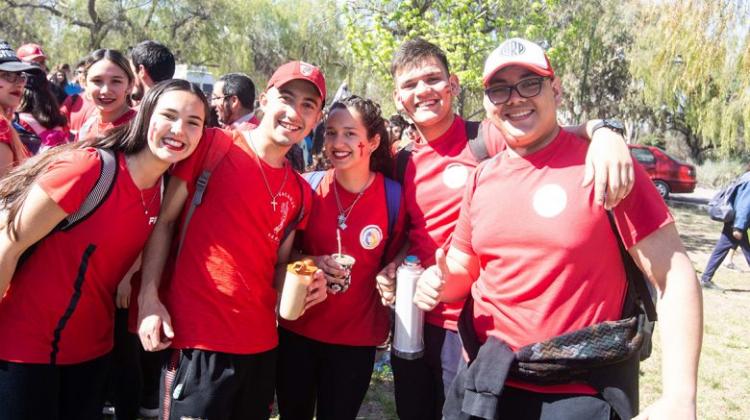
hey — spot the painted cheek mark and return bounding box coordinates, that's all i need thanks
[358,142,365,157]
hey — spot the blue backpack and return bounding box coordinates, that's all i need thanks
[707,172,750,223]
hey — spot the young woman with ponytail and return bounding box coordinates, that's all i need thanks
[0,79,207,420]
[276,95,407,419]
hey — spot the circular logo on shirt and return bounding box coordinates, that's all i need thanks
[532,184,567,218]
[359,225,383,250]
[442,163,469,189]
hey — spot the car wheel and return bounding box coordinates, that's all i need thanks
[654,180,670,198]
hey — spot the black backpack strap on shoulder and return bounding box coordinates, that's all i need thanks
[605,211,657,322]
[280,171,307,245]
[465,120,489,163]
[59,148,118,231]
[177,133,233,255]
[395,148,411,185]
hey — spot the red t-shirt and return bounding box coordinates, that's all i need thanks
[401,116,503,331]
[166,129,312,354]
[452,130,673,394]
[76,108,137,141]
[0,148,161,364]
[280,170,406,346]
[60,94,96,135]
[0,117,30,169]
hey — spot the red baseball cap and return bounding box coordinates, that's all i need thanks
[483,38,554,87]
[16,43,46,62]
[266,61,326,103]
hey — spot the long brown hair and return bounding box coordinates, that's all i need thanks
[1,79,208,239]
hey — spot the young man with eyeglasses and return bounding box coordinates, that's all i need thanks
[136,61,328,419]
[375,38,636,420]
[415,38,702,420]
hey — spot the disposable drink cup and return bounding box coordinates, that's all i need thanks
[279,259,317,320]
[329,253,355,293]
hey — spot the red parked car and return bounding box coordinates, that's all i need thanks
[628,144,697,198]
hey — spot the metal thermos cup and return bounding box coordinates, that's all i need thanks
[393,255,425,360]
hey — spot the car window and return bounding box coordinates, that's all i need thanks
[630,148,656,164]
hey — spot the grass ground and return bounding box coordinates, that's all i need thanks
[352,204,750,419]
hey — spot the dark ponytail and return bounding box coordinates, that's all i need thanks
[327,95,393,177]
[1,79,208,240]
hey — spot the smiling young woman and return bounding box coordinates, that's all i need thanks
[0,79,208,420]
[76,49,137,141]
[275,95,407,419]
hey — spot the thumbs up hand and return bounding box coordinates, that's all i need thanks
[414,249,449,311]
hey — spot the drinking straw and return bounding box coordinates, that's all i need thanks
[337,228,342,257]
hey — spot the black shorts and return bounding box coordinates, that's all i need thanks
[160,348,276,420]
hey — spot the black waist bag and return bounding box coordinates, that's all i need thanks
[459,295,647,385]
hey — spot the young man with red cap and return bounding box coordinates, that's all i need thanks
[136,61,329,419]
[377,38,636,420]
[16,43,47,72]
[415,38,702,420]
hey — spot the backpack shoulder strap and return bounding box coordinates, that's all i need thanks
[177,131,233,255]
[383,176,401,238]
[59,148,118,230]
[395,148,411,185]
[605,211,657,322]
[465,120,489,162]
[302,170,326,191]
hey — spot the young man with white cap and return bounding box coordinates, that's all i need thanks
[378,38,635,420]
[137,61,329,419]
[415,38,702,420]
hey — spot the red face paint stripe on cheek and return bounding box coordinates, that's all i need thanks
[358,142,365,157]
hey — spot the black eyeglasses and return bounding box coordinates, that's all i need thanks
[211,95,230,102]
[484,77,547,105]
[0,71,28,84]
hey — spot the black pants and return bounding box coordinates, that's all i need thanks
[391,322,462,420]
[109,308,142,420]
[160,348,276,420]
[0,353,111,420]
[275,327,376,420]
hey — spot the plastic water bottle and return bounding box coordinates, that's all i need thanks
[393,255,425,360]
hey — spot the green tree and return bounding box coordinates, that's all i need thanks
[629,0,750,160]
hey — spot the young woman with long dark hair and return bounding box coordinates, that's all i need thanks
[15,71,69,154]
[0,79,208,419]
[276,95,406,419]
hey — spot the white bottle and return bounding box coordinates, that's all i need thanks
[393,255,425,359]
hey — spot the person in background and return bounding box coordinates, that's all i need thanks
[129,40,175,104]
[76,49,136,141]
[60,59,96,137]
[700,167,750,289]
[0,40,39,175]
[15,71,69,155]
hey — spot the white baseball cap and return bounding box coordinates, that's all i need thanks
[482,38,554,87]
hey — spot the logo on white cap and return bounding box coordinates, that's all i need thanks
[499,40,526,57]
[300,62,313,76]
